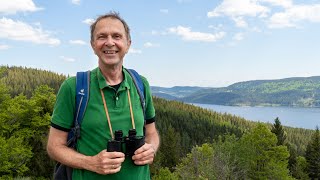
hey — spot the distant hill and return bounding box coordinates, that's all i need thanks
[151,86,209,100]
[152,76,320,107]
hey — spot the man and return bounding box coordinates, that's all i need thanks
[47,12,159,179]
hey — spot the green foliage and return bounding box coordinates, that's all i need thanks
[305,127,320,179]
[0,66,7,77]
[0,85,56,179]
[211,135,242,179]
[0,136,32,177]
[0,65,65,98]
[173,124,293,179]
[284,126,313,155]
[271,117,287,146]
[238,124,291,179]
[271,118,303,178]
[175,143,215,180]
[156,125,181,171]
[152,167,178,180]
[287,143,298,177]
[31,85,56,116]
[0,82,10,104]
[291,156,309,180]
[13,177,31,180]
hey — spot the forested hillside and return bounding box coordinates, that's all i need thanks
[158,76,320,107]
[151,86,208,100]
[0,65,66,98]
[0,66,319,179]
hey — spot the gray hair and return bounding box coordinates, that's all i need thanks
[90,11,131,43]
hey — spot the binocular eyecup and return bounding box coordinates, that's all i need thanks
[107,129,145,157]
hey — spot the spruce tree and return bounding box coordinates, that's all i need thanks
[239,123,290,179]
[271,117,286,146]
[157,125,181,171]
[305,126,320,179]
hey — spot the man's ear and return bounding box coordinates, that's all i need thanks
[126,40,132,53]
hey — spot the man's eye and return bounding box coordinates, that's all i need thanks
[113,35,121,39]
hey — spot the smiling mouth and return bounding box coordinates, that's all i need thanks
[103,50,118,54]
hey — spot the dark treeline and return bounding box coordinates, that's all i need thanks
[0,66,319,179]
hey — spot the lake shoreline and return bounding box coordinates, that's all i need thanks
[191,103,320,130]
[190,102,320,109]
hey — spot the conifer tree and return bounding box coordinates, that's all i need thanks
[212,135,243,179]
[271,117,287,146]
[175,143,215,180]
[152,167,178,180]
[305,126,320,179]
[157,125,181,171]
[0,83,10,105]
[287,144,298,177]
[271,117,300,177]
[238,123,291,179]
[294,156,309,179]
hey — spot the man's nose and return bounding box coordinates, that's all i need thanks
[104,36,115,46]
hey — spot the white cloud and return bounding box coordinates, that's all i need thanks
[60,56,76,62]
[260,0,292,8]
[0,17,60,46]
[0,44,10,50]
[207,0,270,18]
[207,0,320,30]
[129,48,142,54]
[208,24,224,30]
[268,4,320,28]
[232,17,248,28]
[206,0,320,30]
[83,18,95,25]
[69,40,86,45]
[0,0,42,14]
[144,42,160,48]
[160,9,169,14]
[233,33,244,41]
[71,0,81,5]
[168,26,226,42]
[268,12,296,28]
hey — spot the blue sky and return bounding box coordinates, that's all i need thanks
[1,0,320,87]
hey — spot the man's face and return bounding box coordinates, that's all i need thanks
[91,18,131,67]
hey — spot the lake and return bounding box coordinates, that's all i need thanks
[192,103,320,130]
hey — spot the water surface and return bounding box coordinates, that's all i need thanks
[193,103,320,130]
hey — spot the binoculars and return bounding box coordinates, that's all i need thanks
[107,129,145,157]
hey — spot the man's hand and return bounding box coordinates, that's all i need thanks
[88,150,125,175]
[132,143,156,165]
